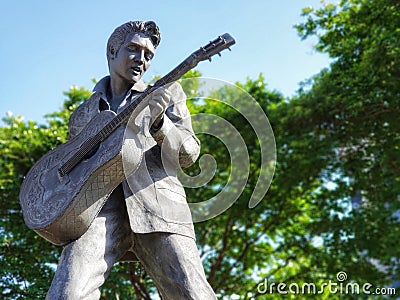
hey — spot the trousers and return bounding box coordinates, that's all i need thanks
[46,186,216,300]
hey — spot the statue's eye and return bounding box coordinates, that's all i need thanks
[126,45,138,52]
[145,52,154,61]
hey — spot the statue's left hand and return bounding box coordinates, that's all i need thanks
[149,86,171,130]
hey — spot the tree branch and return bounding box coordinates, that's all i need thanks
[129,262,151,300]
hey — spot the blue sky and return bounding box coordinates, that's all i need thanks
[0,0,331,124]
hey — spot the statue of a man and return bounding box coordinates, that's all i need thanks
[46,20,216,300]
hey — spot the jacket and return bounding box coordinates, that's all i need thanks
[67,76,200,239]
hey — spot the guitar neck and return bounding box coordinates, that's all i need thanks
[107,32,236,133]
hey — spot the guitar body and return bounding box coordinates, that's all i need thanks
[20,110,142,245]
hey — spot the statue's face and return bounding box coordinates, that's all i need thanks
[109,32,155,84]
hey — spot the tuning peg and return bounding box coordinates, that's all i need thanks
[208,57,212,62]
[218,53,221,57]
[228,47,232,51]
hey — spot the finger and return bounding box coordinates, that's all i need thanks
[149,97,169,109]
[152,87,171,99]
[149,102,165,120]
[149,95,170,110]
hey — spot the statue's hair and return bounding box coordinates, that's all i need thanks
[106,21,161,61]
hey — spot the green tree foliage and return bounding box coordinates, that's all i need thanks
[185,76,331,299]
[291,0,400,286]
[0,87,91,299]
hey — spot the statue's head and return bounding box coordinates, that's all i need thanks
[106,21,161,63]
[106,21,161,84]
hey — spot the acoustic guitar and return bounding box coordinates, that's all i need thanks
[19,33,235,245]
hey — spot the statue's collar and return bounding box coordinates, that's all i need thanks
[93,76,148,96]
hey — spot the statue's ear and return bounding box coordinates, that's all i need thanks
[109,46,116,59]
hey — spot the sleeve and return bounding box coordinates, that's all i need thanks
[150,82,200,169]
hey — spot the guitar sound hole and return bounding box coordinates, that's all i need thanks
[84,144,100,160]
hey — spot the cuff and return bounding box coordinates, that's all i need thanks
[150,116,175,146]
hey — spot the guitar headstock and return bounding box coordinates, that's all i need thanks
[194,33,236,62]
